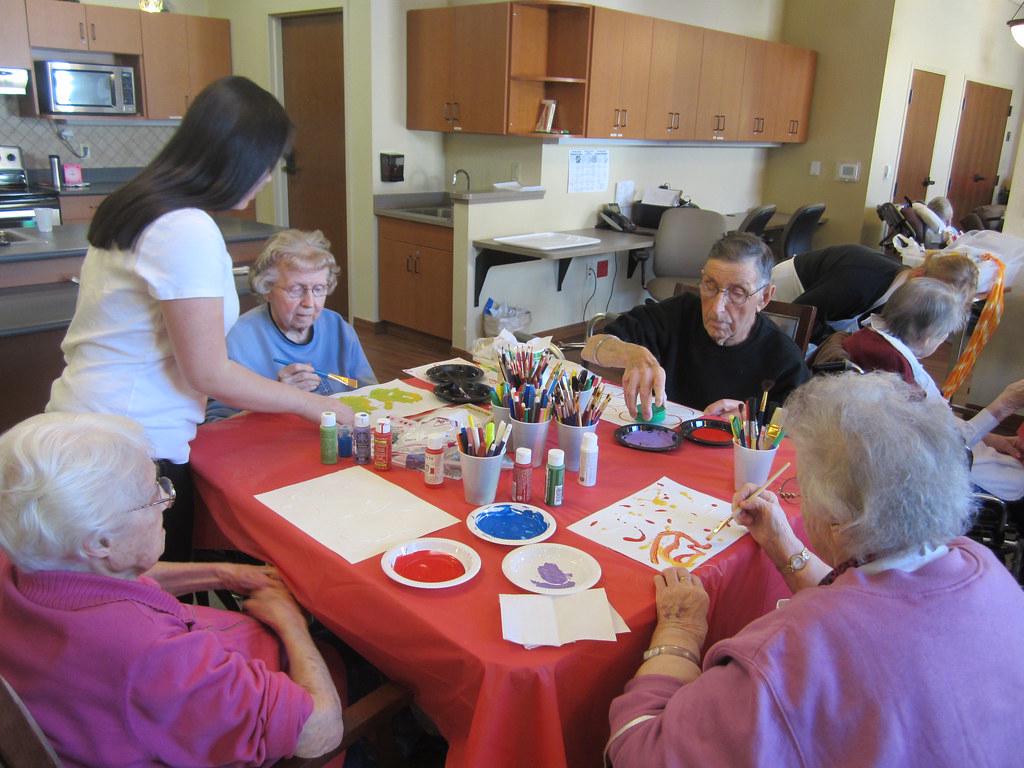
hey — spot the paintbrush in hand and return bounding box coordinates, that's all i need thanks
[706,462,792,541]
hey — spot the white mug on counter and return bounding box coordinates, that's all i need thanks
[34,208,55,233]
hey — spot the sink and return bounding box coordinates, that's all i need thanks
[398,206,453,220]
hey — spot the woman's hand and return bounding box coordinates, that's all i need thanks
[704,399,743,420]
[241,582,307,632]
[621,345,666,420]
[277,363,321,392]
[653,567,709,647]
[217,563,283,595]
[733,484,801,563]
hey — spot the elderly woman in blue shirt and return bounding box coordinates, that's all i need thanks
[210,230,375,418]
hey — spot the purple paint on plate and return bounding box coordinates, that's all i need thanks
[621,429,677,448]
[531,561,575,589]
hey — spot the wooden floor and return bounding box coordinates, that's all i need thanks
[356,323,456,382]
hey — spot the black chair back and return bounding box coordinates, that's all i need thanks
[780,203,825,261]
[736,204,777,238]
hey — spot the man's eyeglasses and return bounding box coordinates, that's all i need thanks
[698,276,769,306]
[278,284,329,299]
[127,476,176,514]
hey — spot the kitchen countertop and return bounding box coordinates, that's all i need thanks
[0,218,282,264]
[373,188,547,228]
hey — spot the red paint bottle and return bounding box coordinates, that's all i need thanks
[511,447,532,503]
[373,418,392,471]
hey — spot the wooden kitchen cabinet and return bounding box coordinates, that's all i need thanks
[407,3,509,135]
[60,194,106,225]
[695,29,747,141]
[141,13,231,120]
[586,8,652,139]
[644,19,702,141]
[772,44,816,143]
[378,217,453,341]
[0,0,32,69]
[26,0,141,54]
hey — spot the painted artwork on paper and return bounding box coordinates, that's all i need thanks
[333,378,447,423]
[567,477,746,571]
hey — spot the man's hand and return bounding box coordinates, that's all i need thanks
[277,362,321,392]
[620,345,666,420]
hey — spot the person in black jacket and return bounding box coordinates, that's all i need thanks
[583,233,810,418]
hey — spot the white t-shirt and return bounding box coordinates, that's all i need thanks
[48,208,239,463]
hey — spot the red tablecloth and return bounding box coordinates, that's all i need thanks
[190,406,803,768]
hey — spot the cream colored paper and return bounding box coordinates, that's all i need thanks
[255,466,459,563]
[499,588,628,647]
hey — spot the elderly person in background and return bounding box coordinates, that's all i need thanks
[607,372,1024,766]
[0,412,343,766]
[231,229,374,394]
[583,233,809,419]
[840,278,1024,500]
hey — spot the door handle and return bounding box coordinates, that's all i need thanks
[719,115,726,132]
[673,112,680,130]
[621,109,628,127]
[405,254,412,272]
[973,174,987,182]
[282,152,298,175]
[923,176,935,187]
[667,113,674,131]
[613,108,620,128]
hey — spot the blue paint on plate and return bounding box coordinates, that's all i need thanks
[475,504,549,540]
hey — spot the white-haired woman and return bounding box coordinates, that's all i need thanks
[228,228,375,395]
[607,373,1024,766]
[841,277,1024,500]
[0,412,343,766]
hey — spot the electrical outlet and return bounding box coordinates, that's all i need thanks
[58,128,74,141]
[586,265,596,279]
[80,144,90,159]
[596,259,609,278]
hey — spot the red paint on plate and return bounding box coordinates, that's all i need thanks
[393,551,465,583]
[691,427,732,444]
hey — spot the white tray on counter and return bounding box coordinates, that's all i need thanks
[491,232,602,250]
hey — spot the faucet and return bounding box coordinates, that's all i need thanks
[452,168,471,192]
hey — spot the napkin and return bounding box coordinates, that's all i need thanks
[500,588,630,648]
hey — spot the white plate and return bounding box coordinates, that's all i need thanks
[380,537,481,589]
[491,232,602,250]
[502,543,602,595]
[466,502,556,546]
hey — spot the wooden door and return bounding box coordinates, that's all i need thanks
[948,80,1012,222]
[186,16,232,102]
[282,12,348,318]
[0,0,32,68]
[645,20,678,140]
[141,13,189,119]
[585,7,626,138]
[85,4,141,54]
[695,29,746,140]
[407,7,453,132]
[893,69,944,202]
[412,244,453,339]
[452,2,509,135]
[775,45,815,142]
[25,0,86,50]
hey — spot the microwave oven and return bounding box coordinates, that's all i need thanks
[35,61,137,115]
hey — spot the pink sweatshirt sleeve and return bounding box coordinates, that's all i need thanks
[124,629,314,766]
[608,663,804,768]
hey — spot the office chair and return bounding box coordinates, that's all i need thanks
[733,204,777,238]
[778,203,825,261]
[646,208,728,301]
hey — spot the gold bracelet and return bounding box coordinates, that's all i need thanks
[592,335,613,366]
[642,644,701,666]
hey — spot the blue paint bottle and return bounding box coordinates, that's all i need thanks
[338,424,353,458]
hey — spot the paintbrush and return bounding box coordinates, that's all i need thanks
[706,462,792,541]
[273,358,358,388]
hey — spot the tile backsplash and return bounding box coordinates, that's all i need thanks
[0,97,175,170]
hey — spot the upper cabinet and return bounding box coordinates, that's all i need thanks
[507,3,591,136]
[0,0,32,69]
[773,44,816,142]
[644,20,702,141]
[586,8,652,139]
[407,3,509,135]
[26,0,141,54]
[694,29,746,141]
[142,14,231,120]
[738,40,816,142]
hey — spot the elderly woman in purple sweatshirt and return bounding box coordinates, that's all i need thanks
[607,372,1024,767]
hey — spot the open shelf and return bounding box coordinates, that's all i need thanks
[511,75,587,84]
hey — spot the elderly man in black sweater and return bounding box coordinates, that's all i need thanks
[582,233,810,419]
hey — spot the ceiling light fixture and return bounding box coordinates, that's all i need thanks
[1009,1,1024,48]
[138,0,165,12]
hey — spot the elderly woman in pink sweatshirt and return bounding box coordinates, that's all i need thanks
[607,372,1024,767]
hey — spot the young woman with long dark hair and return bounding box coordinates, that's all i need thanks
[48,77,351,561]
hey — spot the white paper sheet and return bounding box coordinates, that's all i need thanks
[254,466,460,563]
[500,588,628,647]
[597,383,701,426]
[567,149,609,193]
[331,378,446,422]
[568,477,746,572]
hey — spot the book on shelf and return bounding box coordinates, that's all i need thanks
[534,99,556,133]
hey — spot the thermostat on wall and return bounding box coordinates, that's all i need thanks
[835,161,861,183]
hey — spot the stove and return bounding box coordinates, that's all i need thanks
[0,145,62,228]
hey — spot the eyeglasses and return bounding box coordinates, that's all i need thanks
[698,275,769,306]
[277,284,329,299]
[126,476,176,514]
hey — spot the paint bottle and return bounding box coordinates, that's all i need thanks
[424,432,445,487]
[337,424,352,458]
[545,448,564,506]
[373,417,392,471]
[511,447,532,503]
[353,412,371,465]
[578,432,599,487]
[320,411,338,465]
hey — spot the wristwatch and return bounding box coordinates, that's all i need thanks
[642,644,700,666]
[782,547,811,574]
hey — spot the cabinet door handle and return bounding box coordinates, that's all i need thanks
[405,254,412,272]
[79,22,86,43]
[667,113,674,131]
[673,112,680,130]
[413,252,421,274]
[443,102,450,121]
[621,109,628,127]
[90,23,96,41]
[613,108,620,128]
[792,119,799,134]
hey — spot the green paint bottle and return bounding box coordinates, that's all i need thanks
[320,411,338,465]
